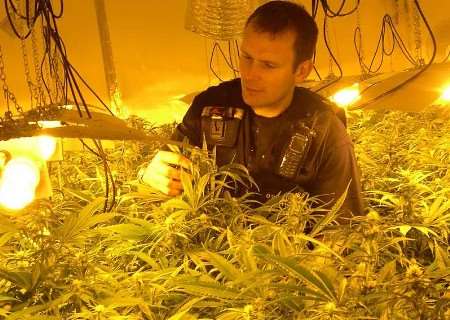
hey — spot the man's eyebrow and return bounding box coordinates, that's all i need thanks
[240,48,251,56]
[240,49,278,65]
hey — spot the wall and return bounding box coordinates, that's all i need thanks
[0,0,449,123]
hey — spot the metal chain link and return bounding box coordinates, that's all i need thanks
[324,17,334,78]
[0,44,24,115]
[411,0,424,65]
[41,27,56,104]
[356,5,367,75]
[15,0,40,109]
[31,25,47,107]
[49,41,65,104]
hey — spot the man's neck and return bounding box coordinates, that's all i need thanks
[252,89,295,118]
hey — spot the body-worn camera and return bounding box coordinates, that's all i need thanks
[276,122,315,179]
[201,106,244,147]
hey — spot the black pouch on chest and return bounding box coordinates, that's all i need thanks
[201,106,244,147]
[275,119,316,180]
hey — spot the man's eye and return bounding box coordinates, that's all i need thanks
[263,63,276,69]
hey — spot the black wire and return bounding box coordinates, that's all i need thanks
[320,0,360,18]
[80,139,117,212]
[68,64,114,116]
[209,43,225,82]
[4,0,33,39]
[312,51,323,80]
[353,26,368,74]
[350,0,436,110]
[213,42,239,72]
[94,140,116,212]
[312,0,319,18]
[314,15,343,93]
[79,138,101,157]
[228,41,237,78]
[355,14,419,76]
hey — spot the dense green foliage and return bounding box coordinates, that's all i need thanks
[0,110,449,319]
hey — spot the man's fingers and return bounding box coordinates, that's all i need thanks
[149,161,182,180]
[138,150,194,196]
[154,150,191,170]
[144,171,183,195]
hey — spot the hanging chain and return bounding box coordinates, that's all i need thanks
[42,29,53,103]
[0,44,25,117]
[31,23,47,107]
[324,17,334,78]
[356,5,367,76]
[411,0,424,65]
[21,38,39,108]
[15,0,40,109]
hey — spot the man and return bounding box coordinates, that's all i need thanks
[141,0,364,217]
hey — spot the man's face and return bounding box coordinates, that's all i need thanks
[239,24,309,115]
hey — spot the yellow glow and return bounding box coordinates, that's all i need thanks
[432,84,450,106]
[331,84,361,108]
[38,120,62,128]
[440,85,450,103]
[0,158,40,210]
[36,136,57,160]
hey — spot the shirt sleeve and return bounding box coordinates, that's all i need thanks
[171,93,204,146]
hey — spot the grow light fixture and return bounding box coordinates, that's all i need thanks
[330,83,361,108]
[0,157,41,210]
[0,135,57,210]
[36,136,57,161]
[433,84,450,106]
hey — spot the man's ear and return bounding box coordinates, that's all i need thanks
[294,59,313,84]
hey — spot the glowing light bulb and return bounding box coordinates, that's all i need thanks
[331,84,361,108]
[440,85,450,103]
[36,136,57,160]
[432,84,450,106]
[0,158,40,210]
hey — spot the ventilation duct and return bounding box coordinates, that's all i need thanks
[185,0,265,40]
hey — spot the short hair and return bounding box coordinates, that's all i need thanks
[245,1,318,68]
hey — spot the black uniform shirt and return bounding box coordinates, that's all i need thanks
[175,78,364,217]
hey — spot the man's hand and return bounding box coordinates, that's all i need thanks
[139,150,191,196]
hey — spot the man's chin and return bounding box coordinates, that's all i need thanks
[242,92,262,107]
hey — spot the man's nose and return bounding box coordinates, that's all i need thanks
[242,63,261,81]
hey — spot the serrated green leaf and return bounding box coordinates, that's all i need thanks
[102,223,149,241]
[252,244,337,302]
[177,281,244,300]
[0,269,32,291]
[200,250,242,281]
[168,297,204,320]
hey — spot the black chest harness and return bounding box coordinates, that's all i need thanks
[200,105,320,182]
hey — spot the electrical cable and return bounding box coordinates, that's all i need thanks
[354,14,419,75]
[350,0,436,110]
[209,40,242,82]
[4,0,118,211]
[80,138,117,212]
[209,43,225,82]
[314,15,343,93]
[311,1,355,86]
[319,0,360,18]
[228,41,237,78]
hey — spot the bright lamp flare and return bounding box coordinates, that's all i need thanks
[440,85,450,103]
[0,158,40,210]
[37,136,57,160]
[432,84,450,106]
[331,84,361,107]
